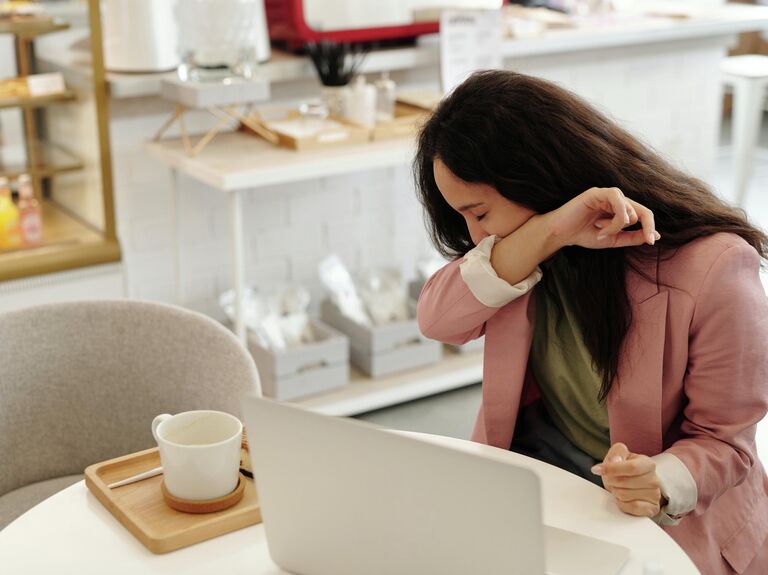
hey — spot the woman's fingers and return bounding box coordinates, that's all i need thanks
[594,445,663,519]
[628,199,658,245]
[616,499,660,518]
[562,187,659,249]
[586,188,659,245]
[604,470,660,490]
[625,205,638,228]
[604,442,630,464]
[592,225,661,247]
[600,453,656,478]
[588,228,660,248]
[591,442,629,475]
[600,230,652,248]
[607,486,661,505]
[596,188,630,239]
[594,227,660,252]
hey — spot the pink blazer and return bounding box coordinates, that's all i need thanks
[417,233,768,575]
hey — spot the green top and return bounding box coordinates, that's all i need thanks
[530,255,611,461]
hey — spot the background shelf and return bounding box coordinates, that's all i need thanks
[0,89,77,110]
[0,200,120,281]
[146,131,414,192]
[0,0,121,283]
[0,140,83,180]
[295,349,483,416]
[0,17,69,38]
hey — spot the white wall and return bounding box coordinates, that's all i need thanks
[0,264,124,312]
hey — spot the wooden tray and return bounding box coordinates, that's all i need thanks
[269,118,369,151]
[242,109,370,152]
[85,447,262,554]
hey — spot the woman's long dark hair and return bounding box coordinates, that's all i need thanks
[415,70,767,401]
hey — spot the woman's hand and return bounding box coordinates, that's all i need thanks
[591,443,663,518]
[542,187,660,250]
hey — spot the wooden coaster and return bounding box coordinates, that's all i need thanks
[240,430,252,478]
[161,473,246,514]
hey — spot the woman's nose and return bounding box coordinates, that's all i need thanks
[467,221,489,246]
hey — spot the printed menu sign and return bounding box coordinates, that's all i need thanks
[440,10,503,94]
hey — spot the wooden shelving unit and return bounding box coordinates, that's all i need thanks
[0,201,120,282]
[0,17,69,38]
[0,2,120,281]
[0,89,77,110]
[0,140,83,179]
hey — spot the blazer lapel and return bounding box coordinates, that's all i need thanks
[607,265,668,456]
[482,291,536,449]
[479,261,668,455]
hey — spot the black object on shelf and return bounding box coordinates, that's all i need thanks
[305,41,368,87]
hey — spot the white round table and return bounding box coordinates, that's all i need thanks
[0,432,700,574]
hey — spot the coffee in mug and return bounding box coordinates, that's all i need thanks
[152,410,242,501]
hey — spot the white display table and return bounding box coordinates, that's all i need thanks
[0,432,700,575]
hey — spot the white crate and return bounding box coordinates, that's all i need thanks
[320,299,442,378]
[248,319,349,400]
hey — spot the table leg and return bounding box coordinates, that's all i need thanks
[230,190,247,343]
[153,105,183,142]
[171,169,184,305]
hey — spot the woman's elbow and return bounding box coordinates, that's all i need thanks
[417,306,442,341]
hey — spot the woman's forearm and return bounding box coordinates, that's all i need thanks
[489,213,562,285]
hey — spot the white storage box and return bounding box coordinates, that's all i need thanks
[247,319,349,400]
[408,279,424,302]
[408,279,485,354]
[320,299,442,378]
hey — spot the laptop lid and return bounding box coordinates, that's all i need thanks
[242,395,546,575]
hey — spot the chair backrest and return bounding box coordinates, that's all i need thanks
[0,300,261,497]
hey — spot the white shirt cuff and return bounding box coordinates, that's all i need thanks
[458,235,543,308]
[651,452,698,526]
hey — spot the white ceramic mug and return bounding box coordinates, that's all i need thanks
[151,410,242,501]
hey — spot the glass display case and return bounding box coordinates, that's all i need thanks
[0,0,120,282]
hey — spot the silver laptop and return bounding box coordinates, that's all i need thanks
[242,396,630,575]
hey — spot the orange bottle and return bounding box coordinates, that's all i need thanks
[17,175,42,246]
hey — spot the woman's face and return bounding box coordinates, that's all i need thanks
[433,158,536,246]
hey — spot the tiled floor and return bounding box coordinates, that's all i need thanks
[357,114,768,465]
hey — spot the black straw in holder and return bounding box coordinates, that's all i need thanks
[305,41,369,87]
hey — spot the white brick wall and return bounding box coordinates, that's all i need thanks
[108,93,436,319]
[508,37,727,179]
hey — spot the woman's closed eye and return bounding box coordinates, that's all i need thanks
[475,213,487,221]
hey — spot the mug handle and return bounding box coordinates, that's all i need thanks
[152,413,172,443]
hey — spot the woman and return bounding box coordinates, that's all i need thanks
[415,70,768,574]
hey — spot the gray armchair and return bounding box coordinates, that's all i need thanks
[0,300,260,530]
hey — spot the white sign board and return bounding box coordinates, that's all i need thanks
[439,10,503,94]
[26,73,66,97]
